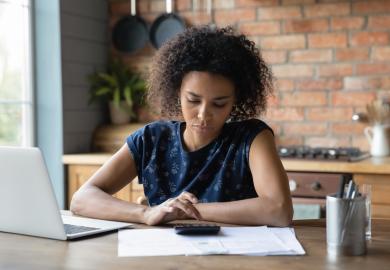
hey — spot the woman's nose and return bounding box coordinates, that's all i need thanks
[197,104,212,121]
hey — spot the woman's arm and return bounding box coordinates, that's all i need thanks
[70,144,201,225]
[195,129,293,226]
[70,144,148,223]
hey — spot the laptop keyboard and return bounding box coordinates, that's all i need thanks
[64,223,99,235]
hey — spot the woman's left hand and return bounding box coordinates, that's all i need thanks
[142,191,201,225]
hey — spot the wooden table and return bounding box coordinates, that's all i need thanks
[1,219,390,270]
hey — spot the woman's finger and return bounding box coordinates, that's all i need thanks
[168,199,201,220]
[179,191,199,204]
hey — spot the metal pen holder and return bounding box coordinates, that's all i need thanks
[326,194,367,256]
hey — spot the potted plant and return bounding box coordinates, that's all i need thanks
[88,58,146,124]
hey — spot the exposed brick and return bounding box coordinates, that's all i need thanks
[272,64,314,78]
[331,123,365,135]
[305,137,350,148]
[262,50,287,64]
[296,79,343,91]
[181,11,210,25]
[308,33,347,48]
[281,91,327,106]
[109,1,149,15]
[335,48,369,61]
[236,0,279,7]
[372,47,390,61]
[304,3,350,18]
[266,107,305,121]
[258,6,302,20]
[350,32,390,46]
[284,123,327,135]
[352,136,370,151]
[214,9,256,24]
[122,55,152,72]
[380,77,390,89]
[260,35,306,50]
[318,63,353,77]
[331,16,365,30]
[275,79,295,91]
[344,77,382,90]
[282,0,315,4]
[265,122,282,135]
[353,1,390,15]
[269,94,281,108]
[368,15,390,30]
[150,0,165,13]
[284,18,329,33]
[214,0,235,9]
[176,0,192,11]
[239,21,281,35]
[290,49,332,63]
[275,136,304,147]
[356,63,390,75]
[331,92,376,106]
[306,107,354,121]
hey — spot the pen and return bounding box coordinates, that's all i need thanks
[345,180,353,199]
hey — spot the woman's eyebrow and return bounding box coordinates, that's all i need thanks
[186,91,232,100]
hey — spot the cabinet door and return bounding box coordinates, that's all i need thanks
[67,165,134,208]
[354,174,390,219]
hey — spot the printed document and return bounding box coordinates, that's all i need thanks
[118,226,305,256]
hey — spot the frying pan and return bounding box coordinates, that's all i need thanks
[112,0,148,53]
[149,0,186,49]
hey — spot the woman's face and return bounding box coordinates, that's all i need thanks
[180,71,235,147]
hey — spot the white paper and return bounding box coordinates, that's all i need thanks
[118,226,305,257]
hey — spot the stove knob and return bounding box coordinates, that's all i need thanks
[289,179,298,191]
[311,181,322,191]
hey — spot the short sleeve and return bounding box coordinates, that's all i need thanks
[126,126,145,179]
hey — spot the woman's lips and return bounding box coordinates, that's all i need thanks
[192,124,212,133]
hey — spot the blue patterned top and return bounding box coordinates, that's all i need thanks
[127,119,272,206]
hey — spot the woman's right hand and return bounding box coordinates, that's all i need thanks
[142,191,201,226]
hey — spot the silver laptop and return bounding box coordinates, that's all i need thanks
[0,146,133,240]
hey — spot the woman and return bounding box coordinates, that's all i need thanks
[71,26,293,226]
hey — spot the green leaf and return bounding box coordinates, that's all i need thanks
[133,80,146,91]
[113,88,121,107]
[98,73,117,87]
[95,87,111,96]
[123,85,133,106]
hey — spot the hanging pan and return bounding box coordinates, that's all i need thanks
[112,0,148,53]
[149,0,186,49]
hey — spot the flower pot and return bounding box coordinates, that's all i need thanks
[108,101,132,125]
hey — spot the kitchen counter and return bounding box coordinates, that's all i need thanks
[63,153,390,174]
[63,153,390,218]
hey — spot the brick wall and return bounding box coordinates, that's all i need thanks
[109,0,390,150]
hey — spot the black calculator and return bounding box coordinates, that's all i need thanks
[174,224,221,235]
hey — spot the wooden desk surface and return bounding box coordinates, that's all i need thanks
[1,219,390,270]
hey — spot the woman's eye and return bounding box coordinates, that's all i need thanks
[214,103,226,108]
[187,99,200,104]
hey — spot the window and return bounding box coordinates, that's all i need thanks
[0,0,34,146]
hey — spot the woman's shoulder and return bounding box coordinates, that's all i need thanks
[137,120,180,138]
[142,120,179,131]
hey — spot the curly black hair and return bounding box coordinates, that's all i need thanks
[147,25,274,121]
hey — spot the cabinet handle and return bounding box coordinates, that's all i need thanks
[311,182,322,191]
[289,179,298,191]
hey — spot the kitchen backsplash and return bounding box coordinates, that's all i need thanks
[108,0,390,150]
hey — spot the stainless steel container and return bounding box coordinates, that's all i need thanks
[326,195,366,256]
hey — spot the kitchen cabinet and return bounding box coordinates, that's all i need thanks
[65,162,144,208]
[64,154,390,218]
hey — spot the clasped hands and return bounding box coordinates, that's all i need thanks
[143,191,201,226]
